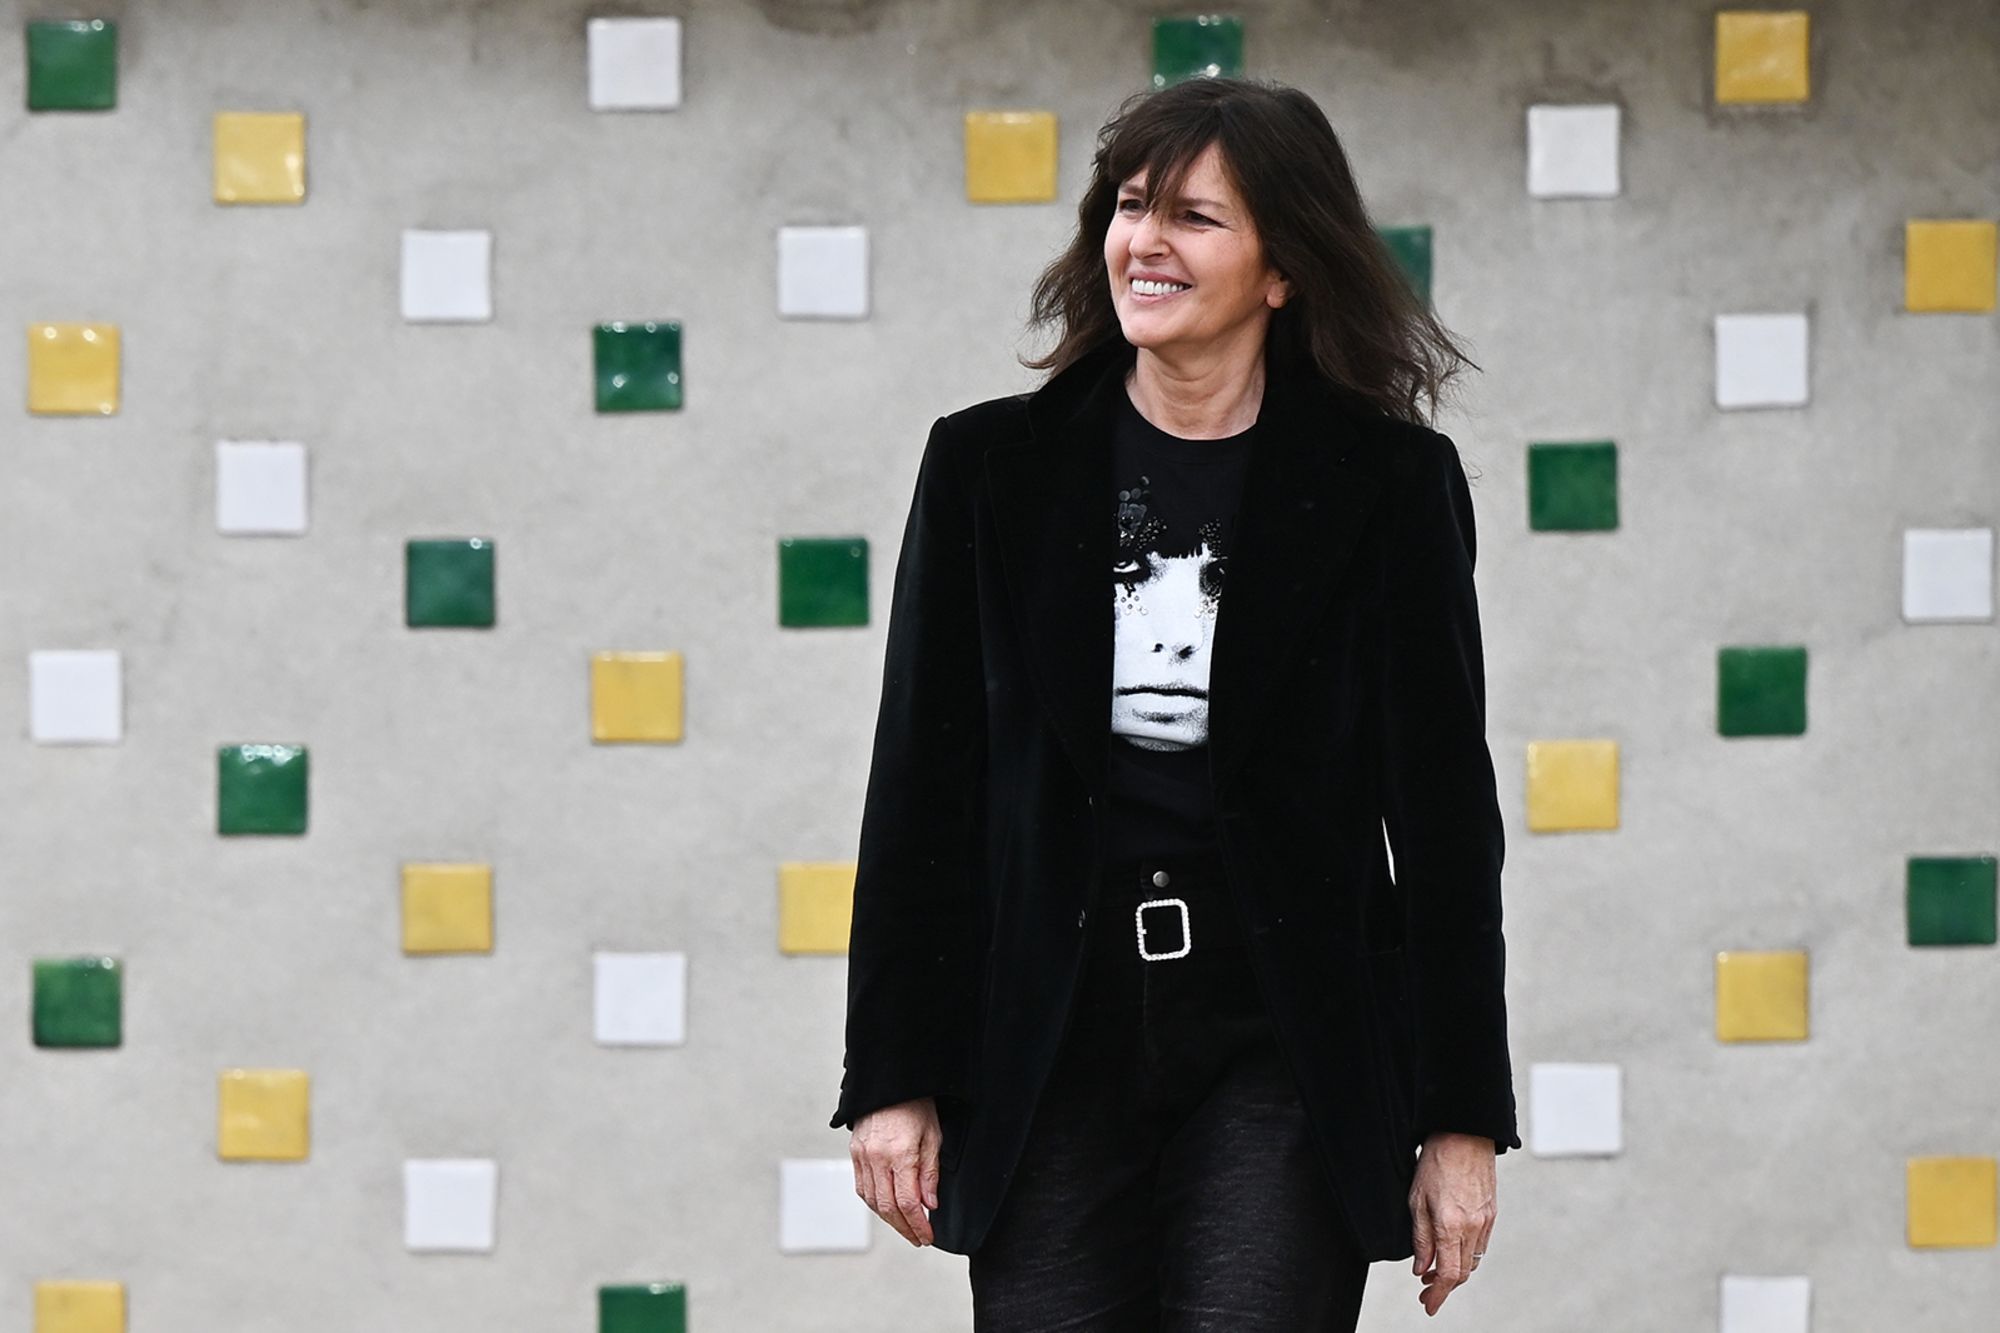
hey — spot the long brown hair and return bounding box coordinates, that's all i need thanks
[1021,77,1478,428]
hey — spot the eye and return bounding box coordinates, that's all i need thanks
[1116,199,1142,213]
[1184,211,1214,225]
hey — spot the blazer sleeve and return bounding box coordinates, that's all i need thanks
[828,414,986,1131]
[1377,430,1523,1154]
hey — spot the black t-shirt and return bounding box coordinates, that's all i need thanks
[1105,386,1257,861]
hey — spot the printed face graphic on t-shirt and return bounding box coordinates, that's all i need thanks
[1112,472,1229,751]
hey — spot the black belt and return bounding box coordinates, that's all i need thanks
[1094,848,1246,958]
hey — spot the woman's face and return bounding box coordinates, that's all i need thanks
[1103,141,1289,358]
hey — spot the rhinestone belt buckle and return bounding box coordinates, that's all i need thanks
[1135,897,1192,960]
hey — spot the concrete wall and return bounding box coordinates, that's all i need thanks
[4,0,1996,1329]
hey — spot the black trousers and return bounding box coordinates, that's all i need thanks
[967,848,1370,1332]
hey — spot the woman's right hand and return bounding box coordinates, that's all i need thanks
[850,1096,943,1247]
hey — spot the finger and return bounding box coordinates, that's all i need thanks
[867,1154,918,1246]
[1410,1194,1434,1276]
[921,1134,942,1212]
[892,1154,934,1246]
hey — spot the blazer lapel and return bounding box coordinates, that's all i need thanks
[983,337,1385,798]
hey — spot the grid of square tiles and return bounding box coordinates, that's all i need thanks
[15,8,2000,1332]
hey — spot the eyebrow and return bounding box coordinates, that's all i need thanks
[1117,185,1231,212]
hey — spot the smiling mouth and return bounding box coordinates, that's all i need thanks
[1130,280,1192,300]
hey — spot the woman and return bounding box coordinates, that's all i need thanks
[832,76,1519,1329]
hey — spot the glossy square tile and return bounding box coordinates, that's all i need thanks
[27,322,119,415]
[29,649,122,743]
[1527,441,1617,531]
[778,861,856,955]
[778,537,868,627]
[777,226,869,319]
[1907,856,1997,947]
[1718,1275,1810,1333]
[591,651,684,743]
[213,111,306,204]
[599,1284,688,1333]
[32,956,121,1048]
[1524,739,1618,831]
[406,538,496,628]
[402,863,494,954]
[217,743,309,835]
[1715,10,1809,104]
[26,19,117,111]
[779,1158,872,1253]
[1527,1062,1621,1156]
[1152,15,1244,88]
[593,951,686,1046]
[217,1067,310,1160]
[216,441,308,535]
[963,110,1058,203]
[1377,225,1431,306]
[1714,949,1808,1041]
[587,16,681,111]
[32,1280,125,1333]
[1906,1156,1997,1248]
[401,229,493,322]
[1717,645,1806,736]
[1903,528,1994,622]
[594,321,682,411]
[404,1158,499,1252]
[1714,312,1808,408]
[1905,220,1998,313]
[1526,104,1620,199]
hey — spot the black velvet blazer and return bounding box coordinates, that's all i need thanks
[830,333,1520,1261]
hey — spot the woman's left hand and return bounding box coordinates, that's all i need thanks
[1409,1131,1496,1316]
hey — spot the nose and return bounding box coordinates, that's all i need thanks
[1128,205,1167,258]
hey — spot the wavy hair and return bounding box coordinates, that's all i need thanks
[1021,77,1478,427]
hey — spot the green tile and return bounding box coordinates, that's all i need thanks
[600,1283,687,1333]
[1717,645,1806,737]
[595,322,683,412]
[218,743,309,835]
[779,537,868,627]
[26,19,117,112]
[1528,441,1618,531]
[1377,225,1432,307]
[406,538,496,628]
[33,956,122,1048]
[1151,15,1244,88]
[1908,856,1998,946]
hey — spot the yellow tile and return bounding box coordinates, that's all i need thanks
[591,650,683,743]
[402,862,494,954]
[1714,949,1809,1041]
[27,323,119,416]
[1906,220,1998,313]
[1908,1156,1999,1248]
[214,111,307,204]
[1524,739,1619,831]
[1715,11,1810,103]
[779,861,857,954]
[217,1068,310,1160]
[34,1281,125,1333]
[964,110,1058,203]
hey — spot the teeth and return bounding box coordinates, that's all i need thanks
[1133,279,1190,295]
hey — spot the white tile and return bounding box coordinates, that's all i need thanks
[1528,1061,1621,1156]
[588,17,682,111]
[404,1158,499,1252]
[1720,1274,1811,1333]
[779,1158,872,1253]
[216,440,309,535]
[1526,104,1621,198]
[400,230,493,323]
[1714,313,1810,409]
[29,649,123,744]
[593,951,687,1045]
[1902,528,1993,622]
[778,226,870,319]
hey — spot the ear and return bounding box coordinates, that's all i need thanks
[1267,273,1292,309]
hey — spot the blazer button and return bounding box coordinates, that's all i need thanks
[1152,870,1171,888]
[1077,909,1087,928]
